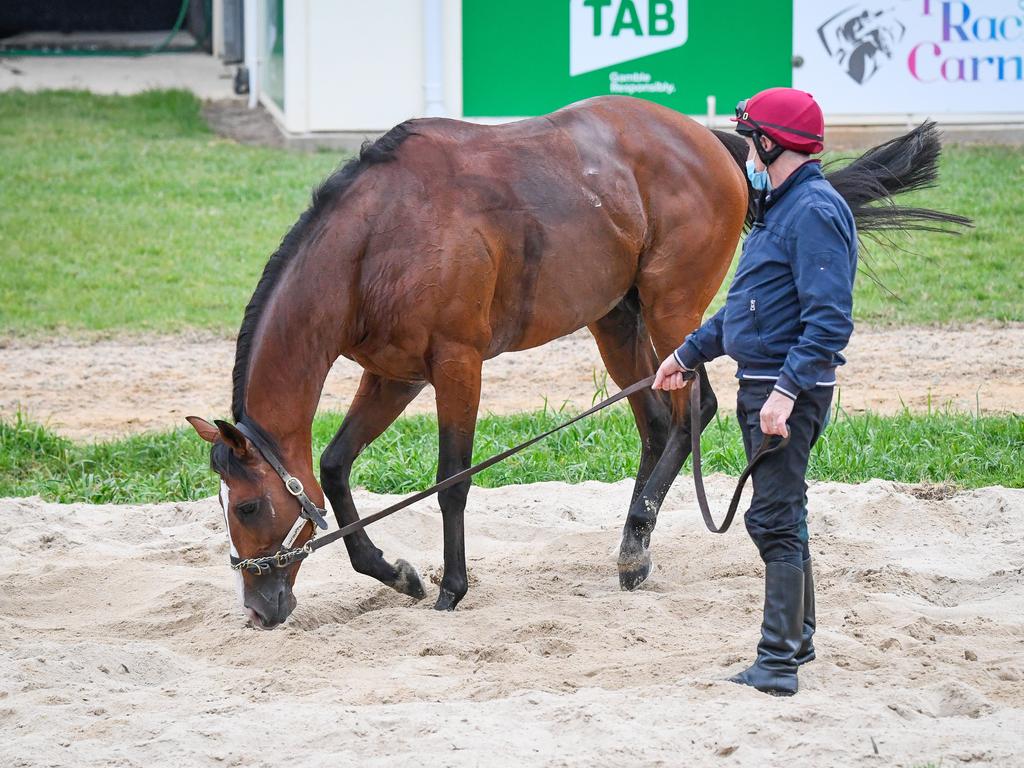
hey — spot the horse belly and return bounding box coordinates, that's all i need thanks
[491,212,639,355]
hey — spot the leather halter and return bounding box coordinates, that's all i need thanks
[226,421,328,575]
[222,369,791,576]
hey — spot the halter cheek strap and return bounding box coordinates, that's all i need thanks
[233,422,329,531]
[225,421,329,575]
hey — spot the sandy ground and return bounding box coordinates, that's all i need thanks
[1,476,1022,766]
[1,324,1022,440]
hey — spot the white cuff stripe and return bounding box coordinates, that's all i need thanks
[739,374,837,386]
[774,384,798,400]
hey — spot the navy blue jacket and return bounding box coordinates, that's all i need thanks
[674,161,857,399]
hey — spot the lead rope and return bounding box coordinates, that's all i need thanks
[686,371,789,533]
[230,370,790,574]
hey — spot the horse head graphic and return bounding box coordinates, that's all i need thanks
[817,4,906,84]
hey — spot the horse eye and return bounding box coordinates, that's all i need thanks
[235,500,261,518]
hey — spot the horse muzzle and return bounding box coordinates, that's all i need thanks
[244,573,297,629]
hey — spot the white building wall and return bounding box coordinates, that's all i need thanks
[268,0,464,134]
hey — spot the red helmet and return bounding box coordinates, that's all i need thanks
[732,87,825,154]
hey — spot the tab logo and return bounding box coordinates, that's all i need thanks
[570,0,689,76]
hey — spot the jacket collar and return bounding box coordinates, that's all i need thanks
[754,159,822,224]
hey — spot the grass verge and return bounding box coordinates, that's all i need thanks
[2,405,1020,505]
[1,90,1022,334]
[0,90,337,333]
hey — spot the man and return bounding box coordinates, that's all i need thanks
[652,88,857,696]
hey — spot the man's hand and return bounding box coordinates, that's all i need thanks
[652,355,692,391]
[760,390,794,437]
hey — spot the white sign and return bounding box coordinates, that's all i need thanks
[570,0,689,76]
[793,0,1024,114]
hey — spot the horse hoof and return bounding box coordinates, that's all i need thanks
[433,587,464,611]
[391,559,426,600]
[618,549,653,591]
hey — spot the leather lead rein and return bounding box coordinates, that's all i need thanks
[686,372,789,533]
[229,371,790,574]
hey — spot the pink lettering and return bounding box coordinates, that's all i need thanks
[908,41,941,82]
[941,56,966,81]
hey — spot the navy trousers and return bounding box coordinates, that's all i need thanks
[736,380,834,567]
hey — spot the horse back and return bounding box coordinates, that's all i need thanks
[340,97,745,362]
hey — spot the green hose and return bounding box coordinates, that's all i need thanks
[0,0,208,58]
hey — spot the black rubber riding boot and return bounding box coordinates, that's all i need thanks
[729,561,804,696]
[795,557,816,665]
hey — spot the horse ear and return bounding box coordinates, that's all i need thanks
[186,416,219,444]
[214,419,252,460]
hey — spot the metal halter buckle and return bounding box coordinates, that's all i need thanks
[284,476,304,496]
[232,557,271,576]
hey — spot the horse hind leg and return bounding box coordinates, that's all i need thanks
[320,372,428,600]
[428,342,484,611]
[587,289,674,587]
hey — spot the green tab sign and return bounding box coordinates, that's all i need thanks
[463,1,793,117]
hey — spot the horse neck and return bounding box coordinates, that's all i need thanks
[242,264,351,482]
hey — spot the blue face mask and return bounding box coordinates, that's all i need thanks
[745,159,771,192]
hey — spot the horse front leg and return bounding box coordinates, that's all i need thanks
[428,344,483,611]
[320,372,427,599]
[619,363,718,589]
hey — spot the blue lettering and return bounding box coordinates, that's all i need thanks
[972,15,998,41]
[1001,16,1023,41]
[943,1,970,42]
[1002,56,1023,80]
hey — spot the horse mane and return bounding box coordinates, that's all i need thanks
[229,120,418,423]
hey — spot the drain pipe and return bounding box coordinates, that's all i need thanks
[423,0,446,117]
[243,0,259,109]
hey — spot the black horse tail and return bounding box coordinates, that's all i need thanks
[712,122,972,236]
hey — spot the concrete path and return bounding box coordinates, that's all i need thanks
[0,51,240,100]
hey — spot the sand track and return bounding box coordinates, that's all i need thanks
[2,477,1022,766]
[1,324,1022,440]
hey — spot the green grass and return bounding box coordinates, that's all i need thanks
[0,90,339,333]
[862,144,1024,324]
[2,405,1020,504]
[0,89,1021,334]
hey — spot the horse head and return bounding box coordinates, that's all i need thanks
[186,416,321,629]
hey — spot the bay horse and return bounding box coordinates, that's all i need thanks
[187,95,964,627]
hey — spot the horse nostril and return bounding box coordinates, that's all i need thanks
[246,579,294,629]
[245,604,274,630]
